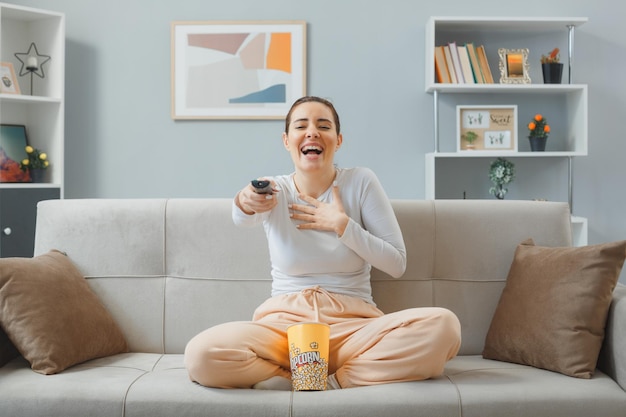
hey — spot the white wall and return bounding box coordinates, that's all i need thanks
[7,0,626,282]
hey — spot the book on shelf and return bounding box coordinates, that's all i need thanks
[466,42,485,83]
[434,45,451,83]
[434,43,494,84]
[447,41,465,83]
[456,45,475,84]
[476,45,494,83]
[443,45,458,83]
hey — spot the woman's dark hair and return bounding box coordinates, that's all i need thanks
[284,96,341,134]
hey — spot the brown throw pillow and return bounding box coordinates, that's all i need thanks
[483,239,626,378]
[0,250,128,374]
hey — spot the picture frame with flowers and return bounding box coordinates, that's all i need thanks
[0,124,50,183]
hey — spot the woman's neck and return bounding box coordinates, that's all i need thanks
[293,168,337,198]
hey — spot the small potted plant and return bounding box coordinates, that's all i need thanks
[527,114,550,151]
[540,47,563,84]
[19,145,49,183]
[462,130,478,150]
[489,158,515,200]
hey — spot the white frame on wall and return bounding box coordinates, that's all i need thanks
[171,20,307,120]
[457,105,518,152]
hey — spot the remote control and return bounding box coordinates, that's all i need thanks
[251,179,273,194]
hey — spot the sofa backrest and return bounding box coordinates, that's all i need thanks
[34,198,572,355]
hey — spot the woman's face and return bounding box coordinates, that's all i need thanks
[282,101,343,174]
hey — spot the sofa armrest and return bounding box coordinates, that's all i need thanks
[598,283,626,390]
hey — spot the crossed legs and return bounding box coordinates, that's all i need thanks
[184,288,461,389]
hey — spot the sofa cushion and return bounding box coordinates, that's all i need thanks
[483,239,626,378]
[0,250,128,374]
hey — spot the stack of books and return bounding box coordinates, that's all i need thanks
[435,42,494,84]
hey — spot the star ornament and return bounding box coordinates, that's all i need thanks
[14,42,51,78]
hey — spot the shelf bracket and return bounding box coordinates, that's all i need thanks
[567,25,575,84]
[568,156,574,213]
[433,90,439,152]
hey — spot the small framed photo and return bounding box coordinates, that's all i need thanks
[171,20,307,120]
[0,124,30,183]
[0,62,21,94]
[457,105,517,152]
[498,48,530,84]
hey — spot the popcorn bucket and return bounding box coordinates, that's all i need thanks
[287,322,330,391]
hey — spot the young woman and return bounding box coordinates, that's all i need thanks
[184,96,461,390]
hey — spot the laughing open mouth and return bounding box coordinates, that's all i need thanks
[301,146,322,155]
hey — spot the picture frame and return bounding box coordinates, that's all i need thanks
[171,20,307,120]
[457,105,518,152]
[498,48,531,84]
[0,124,30,183]
[0,62,21,94]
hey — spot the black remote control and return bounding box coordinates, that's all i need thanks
[251,179,273,194]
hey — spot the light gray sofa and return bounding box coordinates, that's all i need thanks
[1,198,625,417]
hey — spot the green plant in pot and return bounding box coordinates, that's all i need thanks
[462,130,478,150]
[541,47,563,84]
[527,114,550,152]
[19,145,49,183]
[489,157,515,200]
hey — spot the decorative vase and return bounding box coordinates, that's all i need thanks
[542,63,563,84]
[29,168,46,183]
[493,184,506,200]
[529,136,547,152]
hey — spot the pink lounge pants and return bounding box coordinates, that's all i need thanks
[184,286,461,389]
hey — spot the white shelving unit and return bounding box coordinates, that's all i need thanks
[0,3,65,257]
[1,2,65,192]
[424,16,589,246]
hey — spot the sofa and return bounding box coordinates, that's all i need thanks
[0,198,625,417]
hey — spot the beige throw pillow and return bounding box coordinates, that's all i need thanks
[0,250,128,374]
[483,239,626,378]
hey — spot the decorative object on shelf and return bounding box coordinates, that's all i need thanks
[0,62,21,94]
[540,47,563,84]
[20,145,49,183]
[457,105,517,151]
[489,158,515,200]
[171,20,306,120]
[0,124,30,183]
[527,114,550,152]
[14,42,51,96]
[498,48,530,84]
[28,167,46,183]
[462,131,478,150]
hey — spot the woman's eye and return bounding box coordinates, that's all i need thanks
[319,125,331,130]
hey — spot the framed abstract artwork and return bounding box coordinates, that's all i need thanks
[0,124,29,182]
[171,20,306,120]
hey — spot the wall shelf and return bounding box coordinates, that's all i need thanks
[424,16,588,246]
[0,2,65,257]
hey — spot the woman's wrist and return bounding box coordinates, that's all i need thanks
[235,191,255,215]
[335,214,349,237]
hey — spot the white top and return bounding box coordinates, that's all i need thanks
[232,167,406,304]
